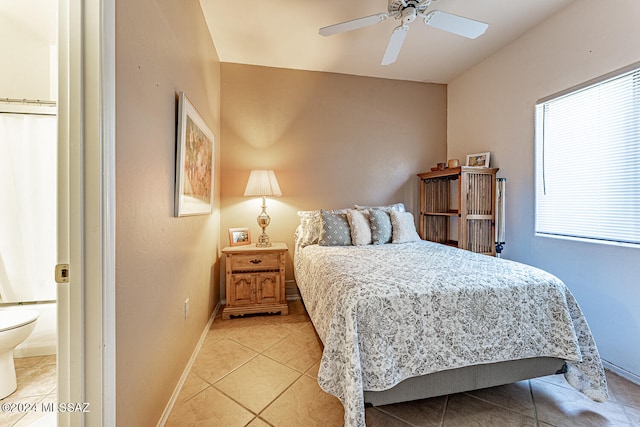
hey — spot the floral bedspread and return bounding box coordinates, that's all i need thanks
[294,240,608,427]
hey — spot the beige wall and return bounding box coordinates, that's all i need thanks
[115,0,221,424]
[448,0,640,378]
[220,64,447,290]
[0,5,53,100]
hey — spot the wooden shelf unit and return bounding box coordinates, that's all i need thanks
[418,167,499,256]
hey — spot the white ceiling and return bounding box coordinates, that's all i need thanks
[0,0,575,84]
[200,0,575,83]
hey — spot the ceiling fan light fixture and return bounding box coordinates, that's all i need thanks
[401,7,417,24]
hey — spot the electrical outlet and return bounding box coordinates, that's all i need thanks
[184,298,190,319]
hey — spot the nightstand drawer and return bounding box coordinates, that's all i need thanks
[230,253,280,271]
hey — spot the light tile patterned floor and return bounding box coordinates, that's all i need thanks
[0,354,57,427]
[3,301,639,426]
[166,299,640,426]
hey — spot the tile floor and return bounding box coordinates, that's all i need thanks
[3,301,639,426]
[167,300,640,426]
[0,354,57,427]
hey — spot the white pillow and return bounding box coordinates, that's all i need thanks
[354,202,406,213]
[347,209,372,246]
[297,210,322,247]
[390,211,421,243]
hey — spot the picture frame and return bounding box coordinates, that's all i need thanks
[466,152,491,167]
[229,227,251,246]
[175,91,215,217]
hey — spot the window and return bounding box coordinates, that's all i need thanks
[535,64,640,247]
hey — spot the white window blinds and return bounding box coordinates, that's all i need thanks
[535,65,640,246]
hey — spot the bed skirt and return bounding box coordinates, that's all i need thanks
[364,357,566,406]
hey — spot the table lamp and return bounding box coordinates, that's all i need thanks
[243,170,282,247]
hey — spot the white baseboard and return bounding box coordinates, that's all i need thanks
[157,301,221,426]
[602,359,640,386]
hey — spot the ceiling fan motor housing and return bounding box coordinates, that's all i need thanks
[389,0,431,20]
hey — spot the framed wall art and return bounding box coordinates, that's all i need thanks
[175,92,215,216]
[466,152,491,168]
[228,227,251,246]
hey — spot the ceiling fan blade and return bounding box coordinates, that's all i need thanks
[319,13,389,36]
[381,25,409,65]
[424,11,488,39]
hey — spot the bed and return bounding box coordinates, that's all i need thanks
[294,207,608,427]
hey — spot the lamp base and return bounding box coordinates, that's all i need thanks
[256,232,272,247]
[255,197,272,247]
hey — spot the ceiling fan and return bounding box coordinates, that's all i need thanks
[319,0,489,65]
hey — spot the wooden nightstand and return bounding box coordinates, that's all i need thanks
[221,242,289,320]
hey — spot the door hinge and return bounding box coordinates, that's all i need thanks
[55,264,70,283]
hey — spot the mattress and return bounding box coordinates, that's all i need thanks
[294,239,608,427]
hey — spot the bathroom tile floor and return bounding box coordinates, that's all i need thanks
[0,354,56,426]
[166,299,640,426]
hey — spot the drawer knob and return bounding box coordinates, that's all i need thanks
[250,259,262,264]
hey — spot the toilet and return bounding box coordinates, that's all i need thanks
[0,309,40,399]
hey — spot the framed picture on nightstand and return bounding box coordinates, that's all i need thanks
[228,227,251,246]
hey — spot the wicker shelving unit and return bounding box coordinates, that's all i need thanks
[417,167,499,256]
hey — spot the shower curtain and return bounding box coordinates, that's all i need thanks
[0,110,57,303]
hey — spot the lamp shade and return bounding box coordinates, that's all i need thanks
[243,170,282,197]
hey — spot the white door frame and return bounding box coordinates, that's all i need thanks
[58,0,115,425]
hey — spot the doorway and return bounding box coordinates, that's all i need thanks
[57,0,117,425]
[0,0,115,424]
[0,0,60,423]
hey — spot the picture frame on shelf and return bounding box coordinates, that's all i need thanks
[175,91,215,217]
[229,227,251,246]
[466,152,491,167]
